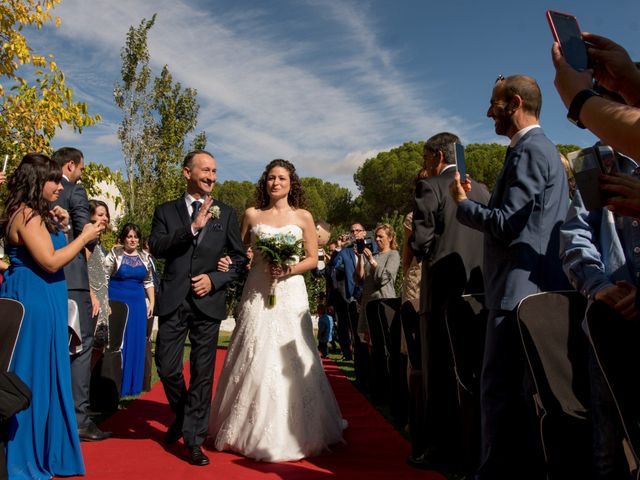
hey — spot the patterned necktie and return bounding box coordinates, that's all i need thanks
[191,200,201,222]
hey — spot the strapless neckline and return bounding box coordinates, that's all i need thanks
[252,223,303,233]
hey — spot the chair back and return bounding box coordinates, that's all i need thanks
[400,299,421,369]
[517,291,592,479]
[445,293,487,396]
[0,299,25,372]
[107,300,128,352]
[586,300,640,468]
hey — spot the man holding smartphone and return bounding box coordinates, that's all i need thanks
[409,132,489,474]
[450,75,570,480]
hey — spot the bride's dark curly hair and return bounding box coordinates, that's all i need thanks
[255,159,306,209]
[0,153,63,238]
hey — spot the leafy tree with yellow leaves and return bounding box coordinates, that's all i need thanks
[0,0,100,171]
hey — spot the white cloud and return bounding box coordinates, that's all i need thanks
[44,0,479,190]
[95,133,120,146]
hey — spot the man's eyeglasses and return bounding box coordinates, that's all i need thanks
[495,74,505,84]
[351,228,364,233]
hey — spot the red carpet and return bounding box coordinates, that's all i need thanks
[70,350,445,479]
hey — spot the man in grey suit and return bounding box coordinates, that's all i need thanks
[409,132,489,472]
[52,147,111,441]
[451,75,570,479]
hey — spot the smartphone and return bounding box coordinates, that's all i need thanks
[355,238,365,254]
[454,142,466,182]
[2,154,7,173]
[546,10,589,71]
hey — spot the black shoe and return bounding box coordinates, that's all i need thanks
[164,419,183,445]
[187,446,209,466]
[78,423,112,442]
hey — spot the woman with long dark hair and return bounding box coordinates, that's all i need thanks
[209,159,346,461]
[0,153,103,479]
[104,223,155,397]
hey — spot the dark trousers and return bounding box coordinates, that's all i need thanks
[69,289,93,428]
[318,341,328,357]
[155,296,221,448]
[476,309,543,480]
[420,308,460,462]
[333,296,353,360]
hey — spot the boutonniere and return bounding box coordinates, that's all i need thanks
[209,205,221,219]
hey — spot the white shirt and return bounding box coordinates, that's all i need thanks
[510,124,540,148]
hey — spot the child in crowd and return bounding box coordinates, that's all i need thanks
[317,304,333,358]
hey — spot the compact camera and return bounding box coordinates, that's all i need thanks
[355,236,373,254]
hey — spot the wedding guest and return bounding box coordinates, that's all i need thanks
[409,133,489,473]
[0,153,103,479]
[105,223,155,397]
[355,224,400,342]
[450,75,569,479]
[52,147,111,441]
[87,199,111,352]
[317,304,334,358]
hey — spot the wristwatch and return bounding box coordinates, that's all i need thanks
[567,89,600,129]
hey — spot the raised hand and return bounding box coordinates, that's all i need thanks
[192,196,213,232]
[50,205,70,228]
[80,221,104,243]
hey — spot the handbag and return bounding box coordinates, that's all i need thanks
[0,372,31,420]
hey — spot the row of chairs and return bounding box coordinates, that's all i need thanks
[0,297,131,413]
[361,291,640,478]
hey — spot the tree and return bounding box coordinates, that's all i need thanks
[0,0,100,170]
[465,143,507,191]
[353,141,423,226]
[215,180,255,220]
[152,65,200,205]
[114,15,203,235]
[113,15,157,218]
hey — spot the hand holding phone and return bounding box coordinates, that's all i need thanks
[546,10,589,71]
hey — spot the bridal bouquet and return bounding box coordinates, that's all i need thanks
[254,230,304,308]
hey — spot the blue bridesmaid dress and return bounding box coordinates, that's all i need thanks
[108,254,148,397]
[1,230,85,479]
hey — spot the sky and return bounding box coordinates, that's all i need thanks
[26,0,640,193]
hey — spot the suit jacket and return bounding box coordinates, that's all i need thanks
[51,177,92,290]
[410,166,490,314]
[149,195,247,319]
[332,246,361,302]
[456,128,570,311]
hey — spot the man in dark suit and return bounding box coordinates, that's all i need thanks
[451,75,570,480]
[150,150,246,466]
[409,132,489,472]
[52,147,111,441]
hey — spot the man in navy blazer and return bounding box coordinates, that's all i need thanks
[52,147,111,442]
[451,75,570,480]
[150,150,246,466]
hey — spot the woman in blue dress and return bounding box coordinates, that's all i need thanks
[0,153,104,479]
[105,223,155,397]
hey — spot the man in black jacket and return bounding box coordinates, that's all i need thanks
[409,132,489,472]
[150,150,246,466]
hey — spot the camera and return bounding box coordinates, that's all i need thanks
[355,236,373,254]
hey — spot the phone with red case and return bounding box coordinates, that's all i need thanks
[546,10,589,71]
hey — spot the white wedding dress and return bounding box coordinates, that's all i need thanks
[208,224,347,462]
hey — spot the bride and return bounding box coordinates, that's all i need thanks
[208,159,347,462]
